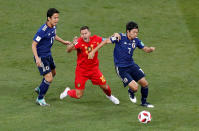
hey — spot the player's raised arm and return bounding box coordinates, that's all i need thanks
[66,36,78,53]
[88,38,111,59]
[142,46,155,53]
[88,33,120,59]
[55,35,71,45]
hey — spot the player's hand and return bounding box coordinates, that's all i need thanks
[64,41,71,45]
[36,57,42,67]
[72,36,78,45]
[88,51,95,59]
[113,33,121,41]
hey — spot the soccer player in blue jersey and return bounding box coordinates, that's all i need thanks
[88,21,155,108]
[32,8,71,106]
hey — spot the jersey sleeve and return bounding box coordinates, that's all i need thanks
[137,39,145,49]
[33,29,46,43]
[74,38,82,49]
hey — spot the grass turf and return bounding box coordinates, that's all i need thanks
[0,0,198,130]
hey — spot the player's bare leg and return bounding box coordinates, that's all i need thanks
[99,84,120,105]
[51,69,56,77]
[128,80,138,103]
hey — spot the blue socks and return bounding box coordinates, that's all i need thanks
[141,86,148,104]
[128,88,135,99]
[38,78,51,100]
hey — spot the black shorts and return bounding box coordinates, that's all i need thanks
[34,55,56,76]
[115,64,145,87]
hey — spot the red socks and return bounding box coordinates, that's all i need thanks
[103,85,111,96]
[68,89,79,98]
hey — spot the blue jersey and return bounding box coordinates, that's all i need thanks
[33,24,56,57]
[110,33,144,67]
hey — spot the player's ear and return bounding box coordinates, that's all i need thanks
[47,17,51,21]
[127,30,130,34]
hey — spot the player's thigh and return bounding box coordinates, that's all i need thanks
[138,77,148,87]
[75,70,88,90]
[36,57,52,76]
[49,55,56,70]
[130,64,145,82]
[51,69,56,77]
[90,69,106,85]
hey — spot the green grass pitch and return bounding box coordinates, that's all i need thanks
[0,0,199,130]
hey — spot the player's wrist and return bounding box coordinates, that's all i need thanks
[72,42,78,46]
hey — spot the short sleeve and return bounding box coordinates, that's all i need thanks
[137,39,145,49]
[33,29,45,43]
[74,38,82,49]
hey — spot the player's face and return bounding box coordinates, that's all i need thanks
[80,29,91,43]
[127,28,138,40]
[48,13,59,27]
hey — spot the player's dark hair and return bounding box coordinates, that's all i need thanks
[80,26,89,32]
[126,21,139,32]
[47,8,59,20]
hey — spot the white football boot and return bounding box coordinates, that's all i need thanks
[106,95,120,105]
[60,87,70,99]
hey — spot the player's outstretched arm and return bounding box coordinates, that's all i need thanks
[142,46,155,53]
[66,36,78,53]
[88,38,112,59]
[55,35,71,45]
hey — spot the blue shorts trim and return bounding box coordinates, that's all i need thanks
[34,55,56,76]
[115,64,145,87]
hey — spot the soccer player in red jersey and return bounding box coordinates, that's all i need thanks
[60,26,119,104]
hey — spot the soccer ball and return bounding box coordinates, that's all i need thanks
[138,110,151,124]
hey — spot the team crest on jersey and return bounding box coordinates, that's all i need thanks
[132,42,136,48]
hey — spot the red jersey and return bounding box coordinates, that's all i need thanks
[74,35,102,70]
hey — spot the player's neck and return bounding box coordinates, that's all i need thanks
[127,35,133,41]
[46,21,53,28]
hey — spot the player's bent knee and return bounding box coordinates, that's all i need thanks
[52,71,56,77]
[132,85,138,92]
[45,76,53,83]
[76,90,84,98]
[142,81,148,87]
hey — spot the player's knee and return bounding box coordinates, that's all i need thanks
[52,72,56,77]
[133,85,138,92]
[129,85,138,92]
[138,78,148,87]
[142,81,148,87]
[52,70,56,77]
[76,91,84,98]
[45,76,53,83]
